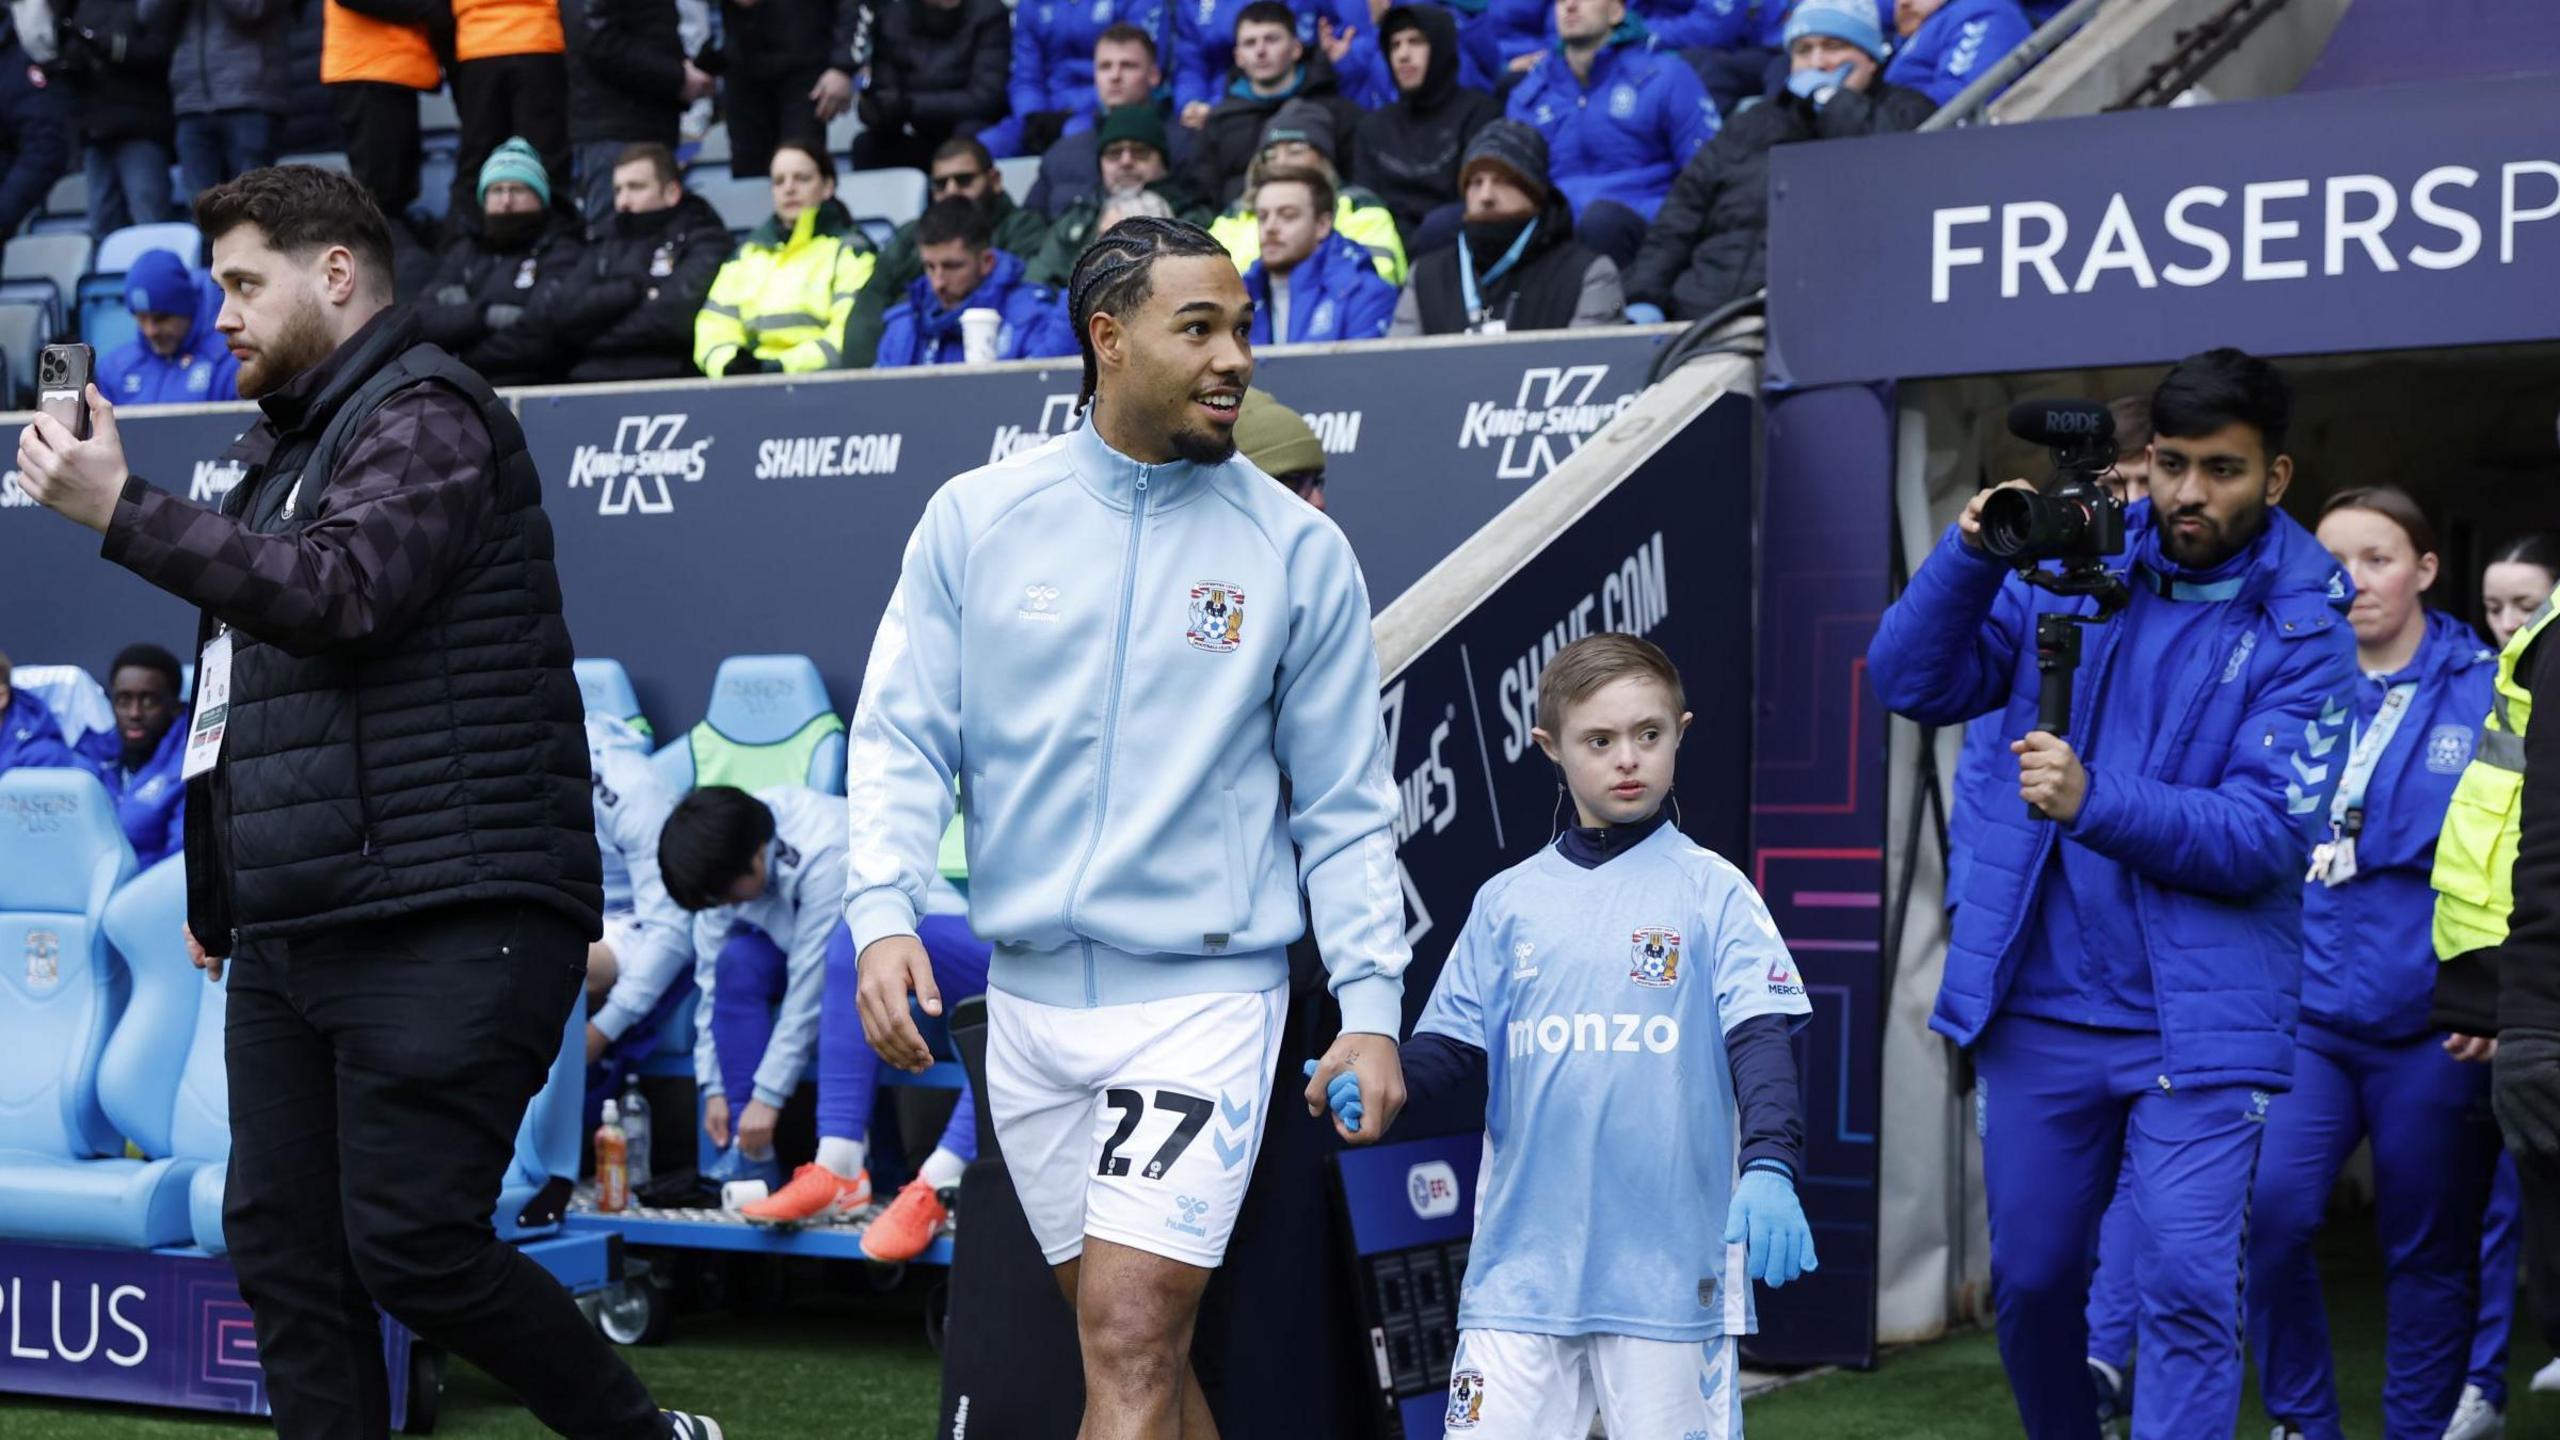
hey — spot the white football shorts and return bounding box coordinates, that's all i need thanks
[984,983,1287,1267]
[1442,1329,1745,1440]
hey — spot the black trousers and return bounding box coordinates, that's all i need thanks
[222,902,663,1440]
[2512,1144,2560,1352]
[725,64,826,181]
[452,52,571,225]
[329,81,422,219]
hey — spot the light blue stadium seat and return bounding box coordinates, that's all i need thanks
[94,223,204,274]
[650,654,846,795]
[91,854,210,1248]
[0,769,172,1246]
[573,657,649,737]
[496,988,588,1243]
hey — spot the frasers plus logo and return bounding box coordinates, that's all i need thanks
[1458,366,1636,480]
[718,676,801,718]
[755,430,903,479]
[0,1276,152,1367]
[990,394,1080,463]
[568,414,712,515]
[1407,1160,1460,1219]
[1,792,79,832]
[1380,679,1459,949]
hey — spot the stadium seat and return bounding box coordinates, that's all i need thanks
[496,987,587,1243]
[420,87,460,133]
[78,276,141,356]
[0,301,46,407]
[417,151,457,222]
[995,156,1042,204]
[574,657,650,736]
[650,653,846,794]
[3,232,90,330]
[42,172,86,221]
[690,171,774,233]
[825,109,860,159]
[0,769,166,1246]
[95,222,205,274]
[275,150,353,175]
[13,664,113,753]
[841,168,927,250]
[85,854,210,1248]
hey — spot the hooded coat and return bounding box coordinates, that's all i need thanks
[1353,4,1503,239]
[874,248,1076,367]
[1243,227,1398,344]
[1505,16,1718,220]
[414,212,587,387]
[1396,187,1620,335]
[547,189,734,382]
[1180,47,1366,208]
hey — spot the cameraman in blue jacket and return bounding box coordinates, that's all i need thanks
[1867,348,2358,1440]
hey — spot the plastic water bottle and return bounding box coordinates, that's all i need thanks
[596,1099,630,1214]
[621,1078,652,1186]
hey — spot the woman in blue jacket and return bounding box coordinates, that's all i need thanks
[2247,487,2503,1440]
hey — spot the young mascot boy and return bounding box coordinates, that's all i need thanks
[1321,633,1815,1437]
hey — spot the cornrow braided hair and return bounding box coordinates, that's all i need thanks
[1067,215,1229,413]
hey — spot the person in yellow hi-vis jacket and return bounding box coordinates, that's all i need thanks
[694,139,877,375]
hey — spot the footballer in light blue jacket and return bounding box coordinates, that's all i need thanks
[843,218,1408,1320]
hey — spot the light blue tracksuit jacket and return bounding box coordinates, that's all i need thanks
[843,420,1410,1037]
[587,713,696,1042]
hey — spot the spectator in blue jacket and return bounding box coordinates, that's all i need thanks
[1241,167,1395,344]
[1505,0,1717,267]
[988,19,1161,161]
[1025,29,1203,216]
[876,197,1077,367]
[98,249,242,406]
[1885,0,2031,107]
[2248,487,2502,1440]
[78,642,188,868]
[1866,348,2358,1440]
[0,651,81,776]
[1007,0,1168,157]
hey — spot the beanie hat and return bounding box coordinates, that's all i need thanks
[477,137,553,208]
[1784,0,1887,61]
[1259,99,1339,165]
[124,248,198,318]
[1096,104,1172,161]
[1457,119,1550,205]
[1235,389,1325,477]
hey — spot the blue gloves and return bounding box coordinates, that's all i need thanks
[1625,302,1668,325]
[1725,1166,1817,1288]
[1302,1059,1365,1134]
[1785,64,1854,105]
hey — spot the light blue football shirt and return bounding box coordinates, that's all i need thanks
[1414,822,1811,1341]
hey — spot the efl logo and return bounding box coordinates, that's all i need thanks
[1406,1160,1459,1220]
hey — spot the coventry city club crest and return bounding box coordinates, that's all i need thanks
[1630,926,1683,988]
[1445,1369,1485,1429]
[26,928,60,989]
[1186,581,1246,653]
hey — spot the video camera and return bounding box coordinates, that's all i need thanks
[1980,398,2132,820]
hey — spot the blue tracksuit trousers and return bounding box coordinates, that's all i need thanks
[2246,1022,2500,1439]
[2085,1163,2139,1372]
[814,916,989,1159]
[2471,1154,2522,1408]
[1978,1014,2266,1440]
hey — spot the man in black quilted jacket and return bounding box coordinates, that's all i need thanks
[13,163,724,1440]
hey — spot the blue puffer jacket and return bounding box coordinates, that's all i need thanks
[0,688,79,775]
[1868,502,2359,1090]
[1507,19,1719,221]
[80,713,188,868]
[1173,0,1373,110]
[1882,0,2032,107]
[876,250,1078,368]
[1012,0,1170,122]
[1244,229,1399,344]
[2300,608,2495,1042]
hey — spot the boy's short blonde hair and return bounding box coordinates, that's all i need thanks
[1535,634,1686,737]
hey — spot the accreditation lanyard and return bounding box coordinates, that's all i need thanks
[1458,220,1538,334]
[2308,679,2415,888]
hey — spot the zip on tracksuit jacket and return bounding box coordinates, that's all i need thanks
[587,714,696,1043]
[1506,17,1719,222]
[1867,501,2359,1091]
[843,421,1410,1037]
[2300,608,2497,1040]
[691,784,844,1106]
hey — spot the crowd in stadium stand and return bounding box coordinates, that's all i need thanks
[0,0,2060,392]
